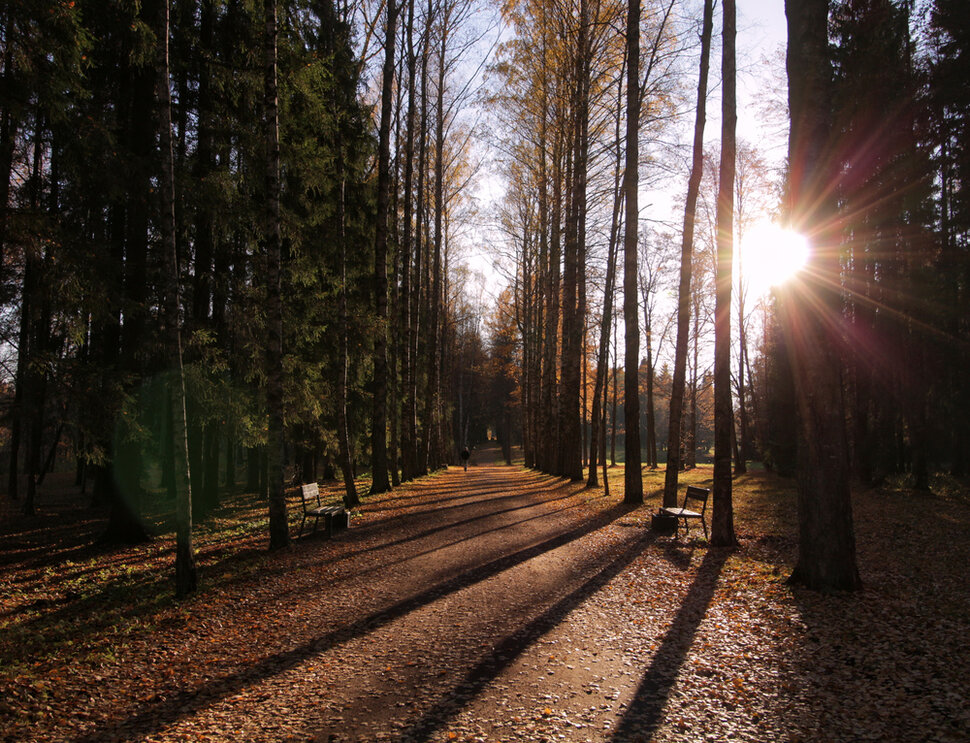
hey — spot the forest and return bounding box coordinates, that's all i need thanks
[2,0,970,738]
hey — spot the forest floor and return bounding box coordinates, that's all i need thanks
[2,447,970,742]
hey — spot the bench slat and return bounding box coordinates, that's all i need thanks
[661,507,702,518]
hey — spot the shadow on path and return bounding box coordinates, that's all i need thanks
[393,522,651,742]
[610,547,730,742]
[73,503,633,742]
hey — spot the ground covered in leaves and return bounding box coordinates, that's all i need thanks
[2,448,969,742]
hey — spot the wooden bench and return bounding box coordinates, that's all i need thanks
[299,482,349,537]
[661,485,710,539]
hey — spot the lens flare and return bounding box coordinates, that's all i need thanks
[737,222,809,296]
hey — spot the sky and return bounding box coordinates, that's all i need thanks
[461,0,793,312]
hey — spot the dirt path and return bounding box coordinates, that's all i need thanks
[6,451,970,742]
[128,457,660,743]
[45,454,697,743]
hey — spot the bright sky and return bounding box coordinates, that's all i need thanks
[465,0,792,311]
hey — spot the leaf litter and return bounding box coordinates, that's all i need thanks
[0,458,968,742]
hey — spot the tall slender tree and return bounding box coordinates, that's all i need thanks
[622,0,642,504]
[264,0,288,549]
[157,0,197,594]
[712,0,738,547]
[371,0,398,494]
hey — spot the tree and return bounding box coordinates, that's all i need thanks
[588,62,625,488]
[711,0,737,548]
[622,0,643,504]
[157,0,197,595]
[371,0,399,495]
[782,0,861,591]
[264,0,288,550]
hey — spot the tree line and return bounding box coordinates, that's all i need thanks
[495,0,970,590]
[1,0,513,594]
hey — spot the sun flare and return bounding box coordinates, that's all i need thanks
[737,222,809,297]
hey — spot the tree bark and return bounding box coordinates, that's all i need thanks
[623,0,642,504]
[399,0,417,482]
[264,0,288,549]
[712,0,738,548]
[158,0,197,594]
[336,132,359,508]
[783,0,861,592]
[588,64,625,488]
[371,0,397,494]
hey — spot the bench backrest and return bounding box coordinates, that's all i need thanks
[301,482,320,506]
[684,486,710,513]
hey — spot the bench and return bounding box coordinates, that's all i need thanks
[661,485,710,539]
[299,482,350,537]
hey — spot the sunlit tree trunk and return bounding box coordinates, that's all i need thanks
[588,63,625,488]
[424,0,446,473]
[399,0,417,482]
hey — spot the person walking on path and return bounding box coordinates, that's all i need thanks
[461,447,470,471]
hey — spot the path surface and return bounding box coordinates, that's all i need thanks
[64,452,740,743]
[17,451,969,742]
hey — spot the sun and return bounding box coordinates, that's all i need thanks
[736,221,809,297]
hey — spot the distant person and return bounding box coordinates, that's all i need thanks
[460,447,470,471]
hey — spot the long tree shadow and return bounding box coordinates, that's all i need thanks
[72,503,635,742]
[358,472,562,512]
[342,496,609,584]
[319,485,594,562]
[389,527,656,742]
[356,479,578,525]
[610,547,730,742]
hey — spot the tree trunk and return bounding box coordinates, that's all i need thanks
[712,0,738,548]
[264,0,288,549]
[588,65,625,488]
[643,302,658,469]
[622,0,642,505]
[158,0,197,594]
[783,0,861,592]
[399,0,417,482]
[370,0,397,495]
[336,137,359,508]
[0,10,18,289]
[412,11,429,478]
[664,0,713,507]
[424,0,445,474]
